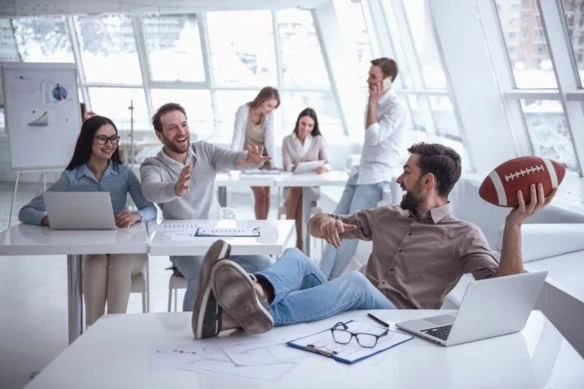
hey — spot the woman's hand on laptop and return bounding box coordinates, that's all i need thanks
[41,216,49,226]
[115,211,142,228]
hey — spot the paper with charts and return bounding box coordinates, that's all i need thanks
[150,325,313,380]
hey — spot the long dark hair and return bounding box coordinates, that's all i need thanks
[66,115,122,171]
[293,108,321,137]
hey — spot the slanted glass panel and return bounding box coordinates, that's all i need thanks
[206,11,277,87]
[280,91,343,142]
[333,0,374,87]
[150,89,213,140]
[495,0,557,89]
[88,87,149,131]
[142,14,205,82]
[561,1,584,87]
[402,0,448,89]
[13,16,73,62]
[75,15,142,84]
[520,99,577,170]
[406,95,426,133]
[429,96,461,139]
[381,2,414,89]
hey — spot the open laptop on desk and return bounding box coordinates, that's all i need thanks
[43,192,117,230]
[396,271,547,347]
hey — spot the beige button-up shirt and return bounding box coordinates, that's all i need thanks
[336,203,499,309]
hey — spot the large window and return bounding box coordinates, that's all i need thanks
[143,14,205,83]
[206,11,277,87]
[520,99,577,169]
[495,0,557,88]
[402,0,448,89]
[381,0,464,153]
[75,15,142,84]
[562,1,584,87]
[13,16,73,62]
[276,9,329,88]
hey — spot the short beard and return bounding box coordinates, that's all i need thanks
[163,136,189,154]
[400,192,420,213]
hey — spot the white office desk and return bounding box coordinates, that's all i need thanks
[0,223,149,344]
[25,309,584,389]
[149,219,295,256]
[217,170,349,255]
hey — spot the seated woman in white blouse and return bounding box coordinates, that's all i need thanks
[19,116,157,327]
[282,108,331,250]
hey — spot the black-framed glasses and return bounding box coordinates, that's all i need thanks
[330,321,388,348]
[95,135,120,145]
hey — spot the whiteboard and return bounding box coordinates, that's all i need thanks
[1,62,81,170]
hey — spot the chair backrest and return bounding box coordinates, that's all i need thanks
[221,207,237,220]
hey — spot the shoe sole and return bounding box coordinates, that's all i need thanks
[211,261,274,334]
[192,240,231,339]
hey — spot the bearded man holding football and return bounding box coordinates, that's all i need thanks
[193,142,559,339]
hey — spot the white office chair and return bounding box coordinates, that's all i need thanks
[167,207,237,312]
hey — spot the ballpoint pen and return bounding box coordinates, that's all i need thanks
[367,313,390,328]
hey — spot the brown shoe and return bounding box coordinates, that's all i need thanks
[192,240,231,339]
[211,260,274,334]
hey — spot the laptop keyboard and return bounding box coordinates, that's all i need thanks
[422,325,452,341]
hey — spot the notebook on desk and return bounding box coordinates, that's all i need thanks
[43,192,117,230]
[287,320,412,364]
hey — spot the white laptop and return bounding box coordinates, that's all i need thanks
[294,160,326,174]
[43,192,117,230]
[396,271,547,347]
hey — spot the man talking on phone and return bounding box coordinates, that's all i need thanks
[320,57,408,280]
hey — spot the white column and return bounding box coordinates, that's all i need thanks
[311,1,361,137]
[428,0,518,173]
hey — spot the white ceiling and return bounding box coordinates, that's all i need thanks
[0,0,331,17]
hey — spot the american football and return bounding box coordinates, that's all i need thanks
[479,156,565,208]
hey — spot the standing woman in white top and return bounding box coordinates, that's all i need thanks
[231,87,280,220]
[282,108,330,250]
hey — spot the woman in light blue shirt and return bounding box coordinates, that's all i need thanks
[19,115,157,326]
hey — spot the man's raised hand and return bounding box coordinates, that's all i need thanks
[235,144,271,168]
[174,163,192,196]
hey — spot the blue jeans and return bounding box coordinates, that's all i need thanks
[172,254,271,311]
[257,248,395,326]
[319,176,389,279]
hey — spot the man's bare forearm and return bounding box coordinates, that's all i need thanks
[308,212,334,238]
[497,223,523,276]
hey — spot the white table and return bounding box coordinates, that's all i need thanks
[148,219,295,256]
[24,309,584,388]
[217,170,349,255]
[0,223,149,344]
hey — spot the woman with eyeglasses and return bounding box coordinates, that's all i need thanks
[19,115,157,327]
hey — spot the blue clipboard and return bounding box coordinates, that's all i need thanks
[287,320,413,364]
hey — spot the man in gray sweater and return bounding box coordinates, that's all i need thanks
[140,102,272,312]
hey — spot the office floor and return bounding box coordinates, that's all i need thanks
[0,183,320,389]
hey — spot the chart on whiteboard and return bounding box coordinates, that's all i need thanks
[42,80,74,104]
